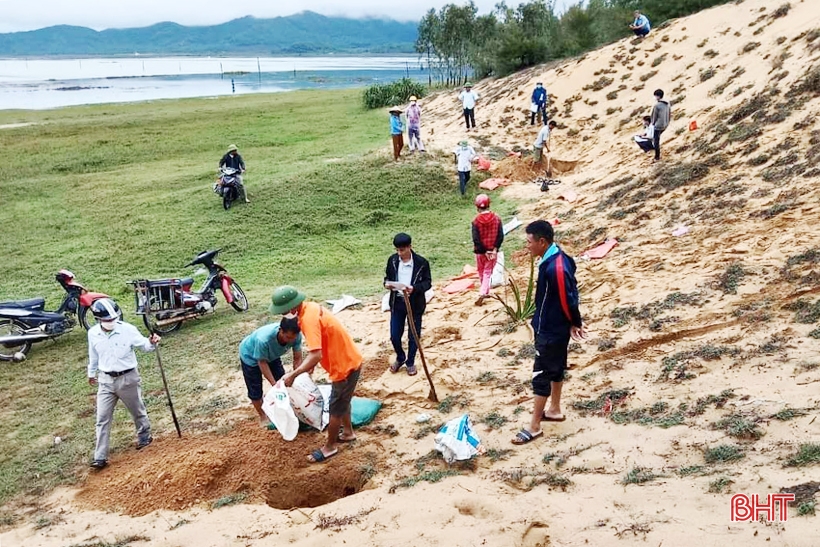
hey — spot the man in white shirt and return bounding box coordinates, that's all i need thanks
[454,140,478,196]
[533,120,557,163]
[459,82,479,131]
[87,298,161,469]
[634,115,655,153]
[384,233,432,376]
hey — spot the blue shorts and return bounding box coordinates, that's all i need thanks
[241,359,285,401]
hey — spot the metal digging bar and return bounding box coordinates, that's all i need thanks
[401,290,438,403]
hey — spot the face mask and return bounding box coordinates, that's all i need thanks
[100,320,116,331]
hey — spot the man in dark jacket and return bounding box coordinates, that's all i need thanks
[649,89,671,162]
[218,144,249,203]
[384,233,432,376]
[531,82,548,126]
[513,220,586,445]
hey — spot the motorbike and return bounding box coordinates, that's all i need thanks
[214,167,242,210]
[130,249,248,334]
[0,270,114,362]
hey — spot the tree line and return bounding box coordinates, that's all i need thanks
[416,0,735,83]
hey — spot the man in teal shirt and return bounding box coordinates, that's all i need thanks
[239,316,303,426]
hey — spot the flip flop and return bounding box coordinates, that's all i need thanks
[337,434,357,443]
[541,413,566,422]
[308,448,338,463]
[511,429,543,445]
[390,360,405,373]
[406,365,418,376]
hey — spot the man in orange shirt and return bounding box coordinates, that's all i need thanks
[272,286,363,463]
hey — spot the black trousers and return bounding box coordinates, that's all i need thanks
[463,108,476,129]
[653,128,665,160]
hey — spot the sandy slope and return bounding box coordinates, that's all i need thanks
[4,0,820,545]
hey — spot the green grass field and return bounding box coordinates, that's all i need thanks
[0,90,515,506]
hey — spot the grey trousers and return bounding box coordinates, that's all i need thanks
[94,370,151,461]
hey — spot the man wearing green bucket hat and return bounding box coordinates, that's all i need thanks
[453,139,477,196]
[459,82,479,131]
[270,286,363,463]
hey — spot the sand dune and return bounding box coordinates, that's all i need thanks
[3,0,820,545]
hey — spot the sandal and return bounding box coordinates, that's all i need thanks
[541,413,566,422]
[406,364,418,376]
[511,429,543,445]
[308,448,338,463]
[337,433,357,443]
[390,360,405,373]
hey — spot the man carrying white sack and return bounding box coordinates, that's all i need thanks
[238,316,303,427]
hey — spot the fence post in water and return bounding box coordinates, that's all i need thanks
[231,78,235,93]
[257,57,261,85]
[220,62,223,80]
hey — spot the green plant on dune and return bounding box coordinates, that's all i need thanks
[493,257,536,324]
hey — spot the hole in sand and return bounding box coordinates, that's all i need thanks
[76,421,378,515]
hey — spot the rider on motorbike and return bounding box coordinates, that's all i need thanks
[218,144,249,203]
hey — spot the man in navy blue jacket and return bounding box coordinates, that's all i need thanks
[384,233,432,376]
[531,82,548,126]
[513,220,586,445]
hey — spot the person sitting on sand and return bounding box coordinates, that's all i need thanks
[629,10,651,37]
[238,317,303,427]
[273,286,363,464]
[533,120,557,164]
[633,116,655,153]
[512,221,586,446]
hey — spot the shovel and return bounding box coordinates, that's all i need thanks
[401,290,439,403]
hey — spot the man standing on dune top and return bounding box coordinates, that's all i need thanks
[650,89,671,162]
[459,82,479,131]
[273,286,363,464]
[512,221,586,446]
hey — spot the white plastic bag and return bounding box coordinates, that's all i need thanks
[287,373,326,431]
[490,251,505,288]
[530,102,538,113]
[434,414,482,464]
[262,380,299,441]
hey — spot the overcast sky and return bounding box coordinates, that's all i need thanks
[0,0,565,33]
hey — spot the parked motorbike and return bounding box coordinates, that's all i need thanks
[213,167,242,210]
[0,270,114,361]
[130,249,248,334]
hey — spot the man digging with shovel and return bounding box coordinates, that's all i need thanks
[272,286,363,464]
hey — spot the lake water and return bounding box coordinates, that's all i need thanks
[0,56,425,110]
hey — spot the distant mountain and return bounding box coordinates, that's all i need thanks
[0,12,419,56]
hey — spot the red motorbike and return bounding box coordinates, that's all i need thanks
[129,249,248,334]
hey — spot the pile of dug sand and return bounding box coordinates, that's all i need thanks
[75,420,378,516]
[492,156,579,182]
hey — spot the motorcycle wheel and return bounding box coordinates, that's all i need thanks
[142,313,183,335]
[79,303,123,330]
[0,319,31,361]
[228,281,249,312]
[223,191,233,210]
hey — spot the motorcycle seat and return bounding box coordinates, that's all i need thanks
[0,297,46,310]
[147,278,195,287]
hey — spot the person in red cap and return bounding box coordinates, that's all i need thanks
[471,194,504,306]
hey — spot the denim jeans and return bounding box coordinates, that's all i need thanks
[390,297,422,367]
[458,170,471,195]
